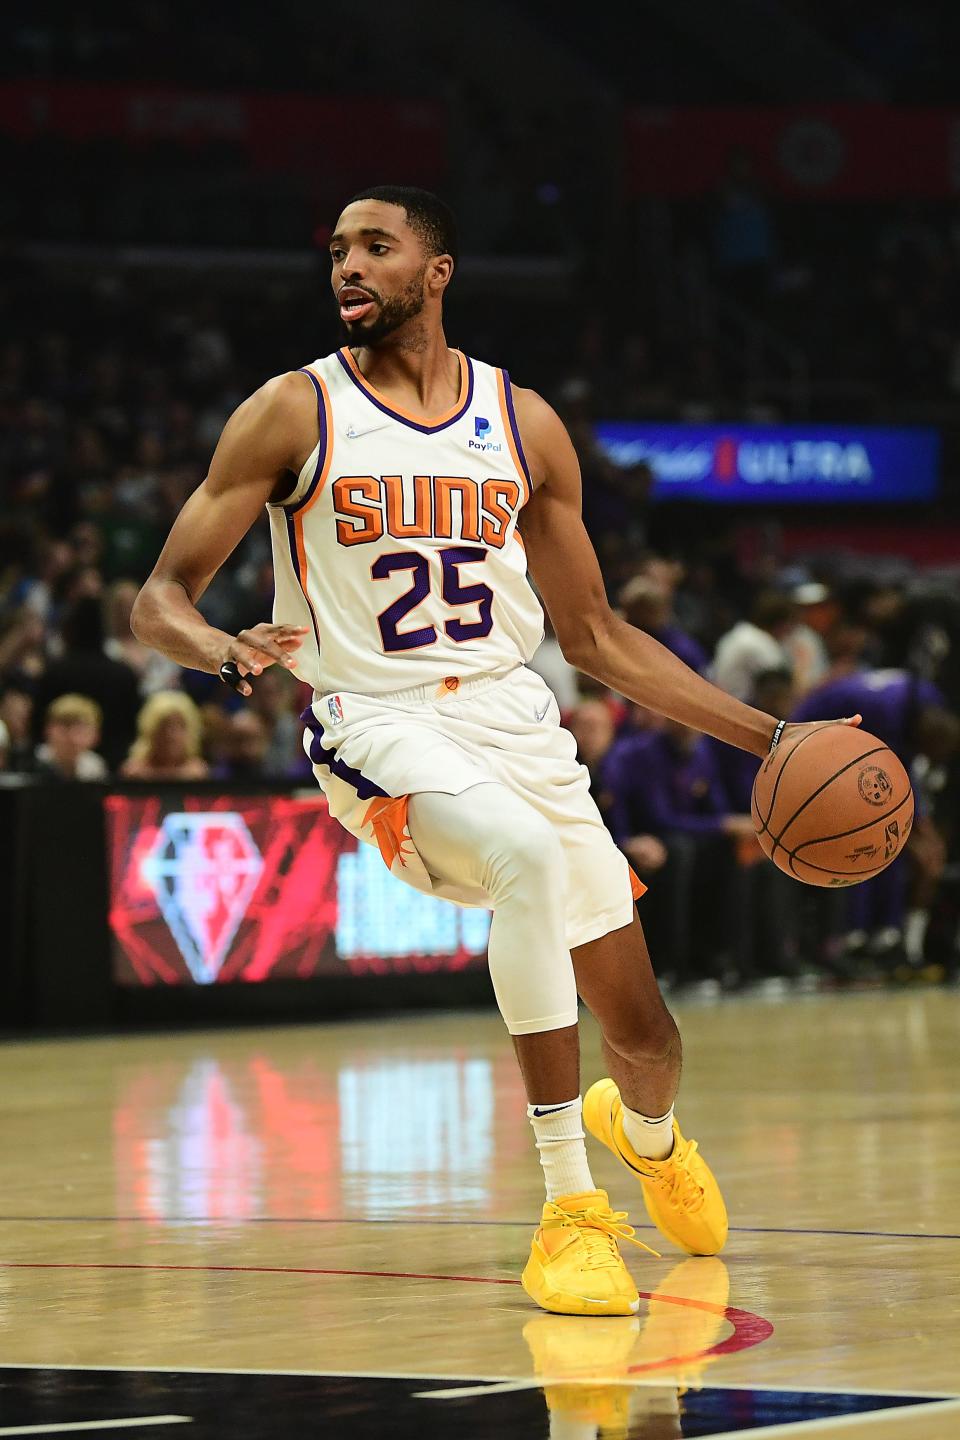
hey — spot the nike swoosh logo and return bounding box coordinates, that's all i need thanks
[534,700,551,722]
[345,421,391,439]
[532,1104,575,1117]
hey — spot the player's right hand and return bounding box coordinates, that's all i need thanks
[221,623,310,696]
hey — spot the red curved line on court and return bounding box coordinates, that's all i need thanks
[628,1292,775,1373]
[0,1261,773,1371]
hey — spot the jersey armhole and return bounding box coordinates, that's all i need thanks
[496,369,533,505]
[267,366,332,512]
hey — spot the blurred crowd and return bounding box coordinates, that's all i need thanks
[545,569,960,991]
[2,254,959,992]
[8,2,955,103]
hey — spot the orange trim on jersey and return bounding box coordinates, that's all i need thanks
[628,865,648,902]
[363,794,417,871]
[288,366,334,515]
[339,346,470,429]
[495,369,531,505]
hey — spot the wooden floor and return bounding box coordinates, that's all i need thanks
[0,988,958,1438]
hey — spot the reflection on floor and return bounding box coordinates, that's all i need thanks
[1,992,958,1437]
[1,1368,953,1440]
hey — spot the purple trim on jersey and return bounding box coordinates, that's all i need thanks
[285,513,322,658]
[501,369,532,492]
[300,706,389,800]
[288,367,328,514]
[335,349,475,434]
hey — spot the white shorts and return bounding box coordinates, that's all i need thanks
[302,663,643,950]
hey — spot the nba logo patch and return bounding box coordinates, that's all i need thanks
[327,695,344,725]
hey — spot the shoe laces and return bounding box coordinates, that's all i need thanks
[654,1137,706,1213]
[545,1201,661,1266]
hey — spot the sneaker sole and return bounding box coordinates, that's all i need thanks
[520,1269,640,1317]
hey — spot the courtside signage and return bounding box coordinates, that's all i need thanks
[595,422,939,503]
[105,793,490,986]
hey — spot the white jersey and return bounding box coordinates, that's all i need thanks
[267,347,544,695]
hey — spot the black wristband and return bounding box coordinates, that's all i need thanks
[769,718,787,752]
[219,661,245,693]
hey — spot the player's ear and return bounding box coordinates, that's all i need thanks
[428,254,454,295]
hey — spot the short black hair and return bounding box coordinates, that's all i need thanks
[345,185,459,266]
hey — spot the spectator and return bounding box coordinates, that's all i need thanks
[103,578,180,696]
[617,573,708,674]
[603,718,754,984]
[557,379,652,556]
[32,595,141,770]
[121,691,208,780]
[0,607,47,682]
[709,667,797,810]
[784,584,831,696]
[34,693,108,781]
[528,613,582,713]
[712,148,775,305]
[569,698,617,802]
[791,668,951,766]
[708,668,804,981]
[248,666,308,777]
[568,700,666,878]
[213,710,270,781]
[792,668,960,970]
[0,682,35,771]
[711,592,796,701]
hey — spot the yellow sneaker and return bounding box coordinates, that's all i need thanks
[583,1080,728,1256]
[521,1188,659,1317]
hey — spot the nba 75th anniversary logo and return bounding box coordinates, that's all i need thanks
[141,812,264,983]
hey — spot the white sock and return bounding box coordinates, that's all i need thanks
[527,1097,595,1202]
[621,1102,675,1161]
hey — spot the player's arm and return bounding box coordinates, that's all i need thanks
[514,388,858,757]
[131,373,314,698]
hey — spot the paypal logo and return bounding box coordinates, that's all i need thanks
[469,415,502,453]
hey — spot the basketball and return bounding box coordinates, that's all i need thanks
[751,724,914,888]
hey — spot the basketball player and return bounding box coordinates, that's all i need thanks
[132,186,858,1316]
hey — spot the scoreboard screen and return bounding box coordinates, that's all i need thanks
[105,791,490,987]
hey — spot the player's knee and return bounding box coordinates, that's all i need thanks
[488,805,563,897]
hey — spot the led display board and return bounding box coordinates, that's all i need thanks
[595,423,939,503]
[105,793,490,986]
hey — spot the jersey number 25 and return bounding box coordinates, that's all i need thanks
[372,546,493,652]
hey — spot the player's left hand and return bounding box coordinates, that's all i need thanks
[771,714,862,754]
[219,623,310,695]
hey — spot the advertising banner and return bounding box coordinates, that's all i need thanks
[105,792,489,986]
[0,81,445,184]
[626,106,960,198]
[594,422,939,504]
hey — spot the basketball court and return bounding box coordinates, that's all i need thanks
[1,986,957,1438]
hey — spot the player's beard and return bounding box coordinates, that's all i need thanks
[338,264,428,348]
